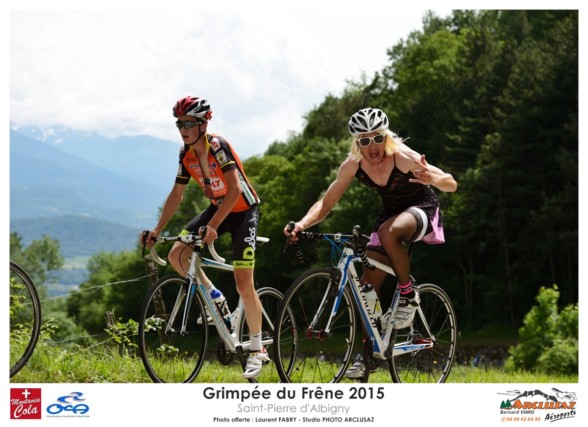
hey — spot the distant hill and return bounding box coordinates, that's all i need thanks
[11,125,180,192]
[10,128,172,229]
[11,215,141,258]
[9,126,184,259]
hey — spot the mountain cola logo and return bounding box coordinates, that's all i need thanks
[10,388,42,420]
[498,388,577,423]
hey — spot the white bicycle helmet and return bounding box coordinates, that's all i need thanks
[348,108,389,136]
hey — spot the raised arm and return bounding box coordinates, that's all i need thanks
[398,145,457,193]
[412,154,457,192]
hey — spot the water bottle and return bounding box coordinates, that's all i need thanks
[210,289,232,326]
[360,283,382,321]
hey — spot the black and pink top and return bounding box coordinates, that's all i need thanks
[355,161,445,244]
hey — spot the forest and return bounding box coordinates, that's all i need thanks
[12,10,578,351]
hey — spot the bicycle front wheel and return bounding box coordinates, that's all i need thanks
[10,261,42,378]
[237,287,294,383]
[138,275,209,383]
[274,268,356,383]
[390,283,457,383]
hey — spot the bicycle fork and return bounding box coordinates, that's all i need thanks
[166,251,201,335]
[305,268,342,339]
[162,282,192,335]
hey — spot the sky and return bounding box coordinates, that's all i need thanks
[8,7,453,159]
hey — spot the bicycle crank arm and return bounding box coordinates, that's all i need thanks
[391,339,434,357]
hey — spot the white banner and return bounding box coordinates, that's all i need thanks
[5,382,583,426]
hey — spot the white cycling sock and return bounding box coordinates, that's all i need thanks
[250,332,262,353]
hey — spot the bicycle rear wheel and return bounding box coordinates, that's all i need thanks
[390,283,457,383]
[274,268,356,383]
[237,287,294,383]
[138,275,209,383]
[10,261,42,378]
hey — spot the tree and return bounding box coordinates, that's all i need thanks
[10,232,64,287]
[505,285,577,375]
[59,9,578,341]
[66,250,148,335]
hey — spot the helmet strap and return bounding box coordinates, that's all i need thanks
[186,123,207,146]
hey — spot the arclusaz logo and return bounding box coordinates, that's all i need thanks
[498,388,577,423]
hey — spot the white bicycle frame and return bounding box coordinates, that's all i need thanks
[149,235,273,354]
[321,245,436,359]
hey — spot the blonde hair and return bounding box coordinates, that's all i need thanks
[348,128,403,161]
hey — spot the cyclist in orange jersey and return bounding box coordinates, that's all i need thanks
[144,96,268,379]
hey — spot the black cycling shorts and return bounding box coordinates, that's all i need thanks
[182,204,259,268]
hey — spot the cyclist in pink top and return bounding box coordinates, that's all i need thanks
[285,107,457,379]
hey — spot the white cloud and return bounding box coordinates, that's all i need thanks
[9,8,452,158]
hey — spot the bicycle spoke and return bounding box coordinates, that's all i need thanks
[390,284,457,383]
[274,269,356,383]
[139,275,208,383]
[239,287,290,383]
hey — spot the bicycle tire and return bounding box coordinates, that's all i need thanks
[138,274,209,383]
[274,268,357,383]
[237,287,295,383]
[390,283,457,383]
[10,261,42,378]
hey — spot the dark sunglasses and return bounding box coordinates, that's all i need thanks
[357,134,386,147]
[176,119,204,130]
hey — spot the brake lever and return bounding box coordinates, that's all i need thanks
[283,221,296,253]
[141,230,155,258]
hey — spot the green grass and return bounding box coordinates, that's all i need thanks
[446,365,577,383]
[10,340,578,384]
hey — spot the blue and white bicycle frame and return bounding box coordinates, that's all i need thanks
[318,238,436,360]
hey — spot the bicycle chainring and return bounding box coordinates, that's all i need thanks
[216,339,235,366]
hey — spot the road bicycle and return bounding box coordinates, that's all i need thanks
[138,230,295,383]
[273,224,457,383]
[9,261,42,378]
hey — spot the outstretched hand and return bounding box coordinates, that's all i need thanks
[409,154,434,186]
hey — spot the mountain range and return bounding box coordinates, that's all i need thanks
[9,126,182,259]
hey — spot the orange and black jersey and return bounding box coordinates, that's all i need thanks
[175,134,260,212]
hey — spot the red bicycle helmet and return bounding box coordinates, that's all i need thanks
[172,96,213,121]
